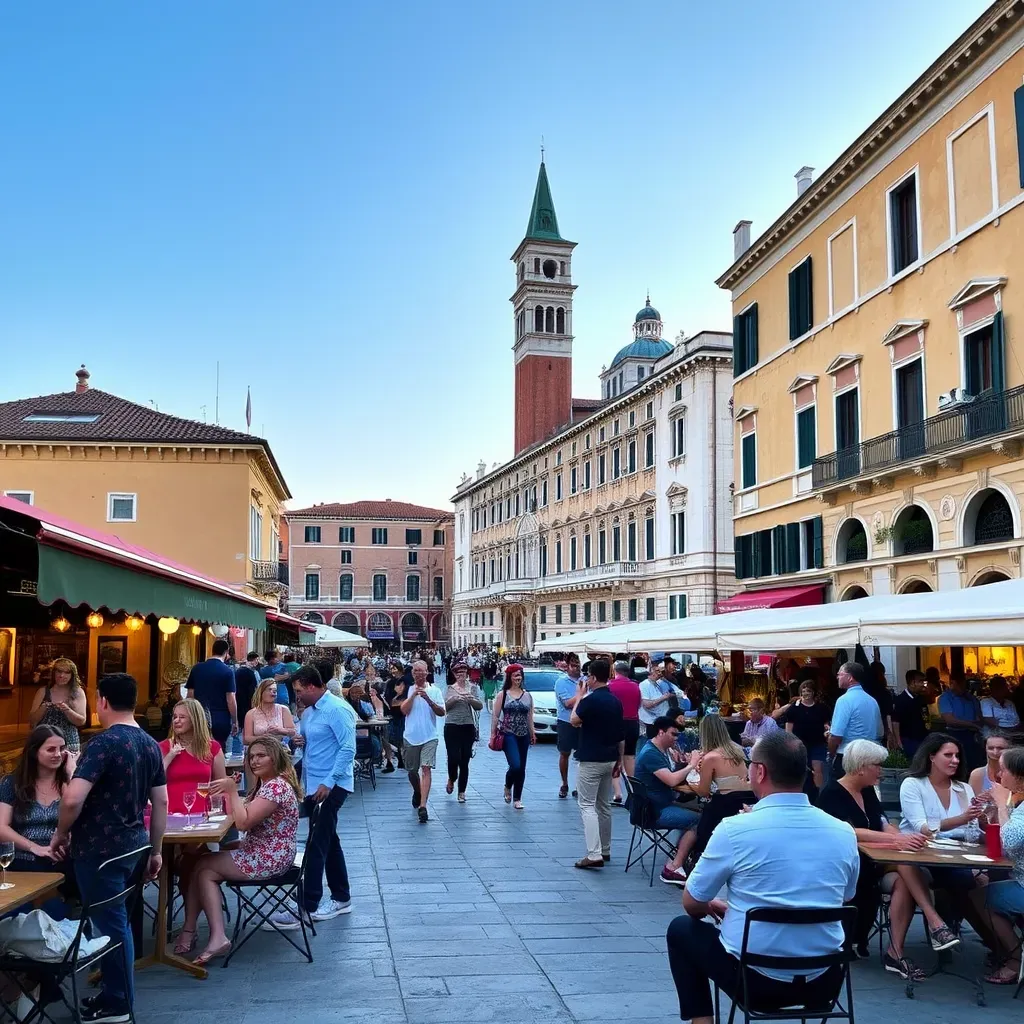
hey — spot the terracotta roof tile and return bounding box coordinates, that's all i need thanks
[286,500,453,521]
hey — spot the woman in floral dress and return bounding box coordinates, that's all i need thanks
[177,736,301,965]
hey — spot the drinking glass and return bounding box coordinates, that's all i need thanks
[182,789,197,831]
[0,842,13,890]
[209,794,225,818]
[926,815,942,839]
[196,781,211,822]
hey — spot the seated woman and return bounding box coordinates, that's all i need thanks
[981,744,1024,984]
[244,680,298,748]
[159,698,227,814]
[347,682,383,762]
[178,736,301,966]
[970,730,1010,798]
[818,739,956,978]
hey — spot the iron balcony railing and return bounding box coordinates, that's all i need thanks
[251,560,289,585]
[812,383,1024,489]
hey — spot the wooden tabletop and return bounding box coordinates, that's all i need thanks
[858,840,1012,869]
[356,718,390,728]
[163,816,234,846]
[0,871,64,915]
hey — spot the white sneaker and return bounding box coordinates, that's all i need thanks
[311,898,352,921]
[266,910,302,931]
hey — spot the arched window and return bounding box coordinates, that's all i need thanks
[840,586,868,601]
[559,261,566,276]
[556,307,565,334]
[333,611,359,632]
[545,306,555,332]
[402,612,424,640]
[892,505,934,556]
[339,573,353,601]
[533,258,540,273]
[965,489,1015,546]
[535,305,544,332]
[836,518,868,563]
[899,579,932,595]
[302,611,324,623]
[518,261,525,282]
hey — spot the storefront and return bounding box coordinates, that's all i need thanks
[266,609,317,648]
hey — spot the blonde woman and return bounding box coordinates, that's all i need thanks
[682,714,749,798]
[244,680,297,745]
[158,698,228,815]
[182,737,302,966]
[28,658,87,753]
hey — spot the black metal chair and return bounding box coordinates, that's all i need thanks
[623,776,679,886]
[354,733,377,790]
[223,805,319,966]
[713,906,857,1024]
[0,845,151,1024]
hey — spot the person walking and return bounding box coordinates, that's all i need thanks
[555,654,582,799]
[571,659,624,870]
[828,660,883,780]
[490,664,535,810]
[49,673,167,1024]
[186,638,238,748]
[385,660,410,770]
[444,662,482,802]
[275,665,355,928]
[608,659,641,804]
[232,652,261,755]
[400,660,446,823]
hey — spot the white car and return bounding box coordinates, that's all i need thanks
[519,667,566,739]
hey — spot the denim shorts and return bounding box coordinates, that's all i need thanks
[806,744,828,763]
[987,879,1024,917]
[656,804,700,834]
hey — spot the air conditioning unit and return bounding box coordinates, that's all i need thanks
[937,387,975,410]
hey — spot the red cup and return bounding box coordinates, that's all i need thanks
[985,822,1002,859]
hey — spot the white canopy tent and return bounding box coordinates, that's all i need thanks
[314,623,369,647]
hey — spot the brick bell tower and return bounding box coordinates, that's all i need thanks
[510,160,577,455]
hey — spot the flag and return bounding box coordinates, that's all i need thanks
[245,386,252,430]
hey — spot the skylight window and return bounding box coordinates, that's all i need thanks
[23,413,102,423]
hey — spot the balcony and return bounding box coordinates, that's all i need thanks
[249,560,289,593]
[812,383,1024,494]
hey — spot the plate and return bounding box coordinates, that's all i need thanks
[927,838,963,848]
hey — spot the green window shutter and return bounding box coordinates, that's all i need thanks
[786,523,801,574]
[788,268,799,341]
[772,525,785,576]
[1015,85,1024,189]
[803,258,813,333]
[747,304,759,370]
[812,516,824,569]
[679,594,687,618]
[733,314,743,376]
[797,407,816,468]
[992,310,1006,394]
[734,536,745,579]
[741,434,756,488]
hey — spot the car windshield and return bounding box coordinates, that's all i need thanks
[520,671,562,691]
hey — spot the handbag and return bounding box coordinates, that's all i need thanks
[488,732,504,752]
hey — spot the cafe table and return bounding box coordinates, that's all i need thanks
[858,839,1012,1005]
[136,814,234,981]
[0,871,64,917]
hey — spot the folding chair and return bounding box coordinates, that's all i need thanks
[354,733,377,790]
[713,906,857,1024]
[0,845,151,1024]
[223,806,319,966]
[623,776,678,886]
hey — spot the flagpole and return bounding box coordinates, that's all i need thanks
[215,361,220,424]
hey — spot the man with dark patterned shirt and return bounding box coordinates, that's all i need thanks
[51,673,167,1024]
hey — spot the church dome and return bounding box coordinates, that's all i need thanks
[609,337,673,369]
[635,303,661,323]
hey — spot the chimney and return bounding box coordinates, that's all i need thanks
[476,460,486,480]
[795,166,814,197]
[732,220,752,261]
[75,365,91,393]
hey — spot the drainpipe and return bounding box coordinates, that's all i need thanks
[711,359,719,614]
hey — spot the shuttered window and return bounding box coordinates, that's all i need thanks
[1015,85,1024,188]
[797,407,816,468]
[788,257,813,340]
[732,304,759,376]
[741,433,757,489]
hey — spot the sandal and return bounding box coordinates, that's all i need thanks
[983,962,1020,985]
[445,780,454,795]
[193,941,232,967]
[503,788,512,804]
[173,929,197,955]
[457,793,466,803]
[559,785,569,799]
[514,801,524,810]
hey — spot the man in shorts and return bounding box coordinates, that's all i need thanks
[555,654,583,798]
[399,659,446,823]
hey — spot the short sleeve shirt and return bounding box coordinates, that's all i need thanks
[575,688,624,762]
[186,658,236,718]
[782,701,830,750]
[0,775,60,863]
[831,685,884,752]
[72,724,165,859]
[634,743,677,812]
[554,674,579,723]
[403,684,445,746]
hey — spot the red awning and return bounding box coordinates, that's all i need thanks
[266,610,317,633]
[716,584,823,614]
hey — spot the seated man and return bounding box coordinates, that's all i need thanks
[633,716,700,886]
[666,731,859,1024]
[739,698,778,753]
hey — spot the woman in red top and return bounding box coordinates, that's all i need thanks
[159,698,227,814]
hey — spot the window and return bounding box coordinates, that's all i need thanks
[249,505,263,561]
[341,550,352,564]
[645,596,655,620]
[584,532,592,567]
[556,450,563,466]
[540,606,547,624]
[555,539,562,573]
[672,415,685,458]
[613,418,620,436]
[433,529,445,545]
[612,448,621,479]
[584,603,592,623]
[540,541,547,576]
[627,521,637,562]
[889,173,919,275]
[668,594,688,619]
[612,600,622,622]
[644,431,655,468]
[340,573,353,601]
[612,523,621,561]
[571,441,577,457]
[599,426,605,442]
[628,410,636,428]
[671,512,685,555]
[741,433,756,488]
[554,604,563,625]
[373,574,387,601]
[796,407,817,469]
[627,440,636,474]
[598,529,607,564]
[570,466,577,494]
[556,474,563,500]
[835,389,860,472]
[372,528,388,545]
[628,599,638,622]
[583,460,591,489]
[541,479,548,506]
[304,573,320,601]
[645,514,655,559]
[598,601,607,623]
[674,383,683,402]
[584,433,591,450]
[964,316,1005,396]
[108,492,137,523]
[433,576,444,600]
[406,575,420,601]
[597,454,606,485]
[408,551,418,565]
[339,526,355,543]
[405,528,422,546]
[733,304,759,376]
[788,257,813,339]
[570,535,577,570]
[489,610,494,625]
[637,367,645,382]
[569,604,577,624]
[2,491,32,505]
[646,401,654,420]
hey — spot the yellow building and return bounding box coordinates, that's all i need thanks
[718,2,1024,673]
[0,365,290,605]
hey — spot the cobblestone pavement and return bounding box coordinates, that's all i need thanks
[135,719,1021,1024]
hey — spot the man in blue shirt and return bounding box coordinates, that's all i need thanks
[186,639,238,747]
[668,731,859,1024]
[938,673,984,769]
[554,653,582,799]
[827,661,883,780]
[260,649,294,707]
[275,664,355,928]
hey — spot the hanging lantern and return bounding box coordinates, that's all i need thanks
[124,615,145,632]
[191,624,202,635]
[86,611,104,629]
[50,615,71,633]
[210,624,230,638]
[157,617,180,640]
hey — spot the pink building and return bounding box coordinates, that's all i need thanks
[283,500,454,648]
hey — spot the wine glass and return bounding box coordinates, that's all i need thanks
[182,789,197,831]
[0,842,14,890]
[196,781,211,822]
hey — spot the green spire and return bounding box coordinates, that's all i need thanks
[524,161,563,241]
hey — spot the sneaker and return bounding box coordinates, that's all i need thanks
[883,953,925,980]
[267,910,303,931]
[411,788,422,809]
[929,925,961,951]
[418,806,429,823]
[311,898,351,921]
[382,762,396,774]
[661,864,687,887]
[81,1001,130,1024]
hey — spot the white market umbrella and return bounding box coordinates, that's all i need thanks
[314,624,368,647]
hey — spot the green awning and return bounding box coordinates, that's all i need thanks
[37,545,267,630]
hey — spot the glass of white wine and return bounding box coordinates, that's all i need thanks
[0,841,14,890]
[182,790,197,831]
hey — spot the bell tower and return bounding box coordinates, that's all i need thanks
[510,160,577,455]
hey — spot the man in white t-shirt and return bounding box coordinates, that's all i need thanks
[639,664,689,738]
[399,660,446,823]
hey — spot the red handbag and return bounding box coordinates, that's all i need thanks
[488,732,504,752]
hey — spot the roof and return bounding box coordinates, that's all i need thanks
[635,303,661,323]
[286,500,454,522]
[716,0,1022,291]
[0,382,291,497]
[609,338,674,369]
[524,161,564,242]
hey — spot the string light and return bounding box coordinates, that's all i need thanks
[157,617,180,640]
[125,615,144,632]
[86,611,104,629]
[50,615,70,633]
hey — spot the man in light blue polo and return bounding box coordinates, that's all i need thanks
[667,731,859,1024]
[827,661,883,780]
[554,654,583,799]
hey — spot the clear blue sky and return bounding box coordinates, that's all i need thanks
[0,1,989,510]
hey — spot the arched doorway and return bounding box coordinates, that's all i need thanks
[972,570,1011,587]
[836,518,868,563]
[840,585,868,601]
[301,612,324,624]
[899,578,933,595]
[333,612,359,633]
[964,488,1015,546]
[892,506,934,556]
[401,612,425,644]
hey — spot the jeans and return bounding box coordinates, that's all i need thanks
[502,733,530,800]
[655,804,700,836]
[75,856,138,1009]
[209,712,232,749]
[576,760,615,860]
[987,879,1024,917]
[666,915,844,1020]
[301,787,351,913]
[444,723,476,793]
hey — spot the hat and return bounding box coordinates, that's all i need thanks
[453,660,468,672]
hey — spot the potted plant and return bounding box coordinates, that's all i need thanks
[879,747,910,810]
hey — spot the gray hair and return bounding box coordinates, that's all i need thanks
[613,660,630,675]
[842,738,888,774]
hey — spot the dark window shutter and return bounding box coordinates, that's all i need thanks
[797,407,816,468]
[804,259,813,333]
[752,534,763,578]
[733,315,743,376]
[747,305,759,370]
[742,434,757,488]
[786,523,801,573]
[772,525,785,575]
[812,516,824,569]
[788,268,799,341]
[734,536,745,579]
[992,310,1006,394]
[1015,85,1024,189]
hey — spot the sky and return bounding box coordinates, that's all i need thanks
[0,1,991,511]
